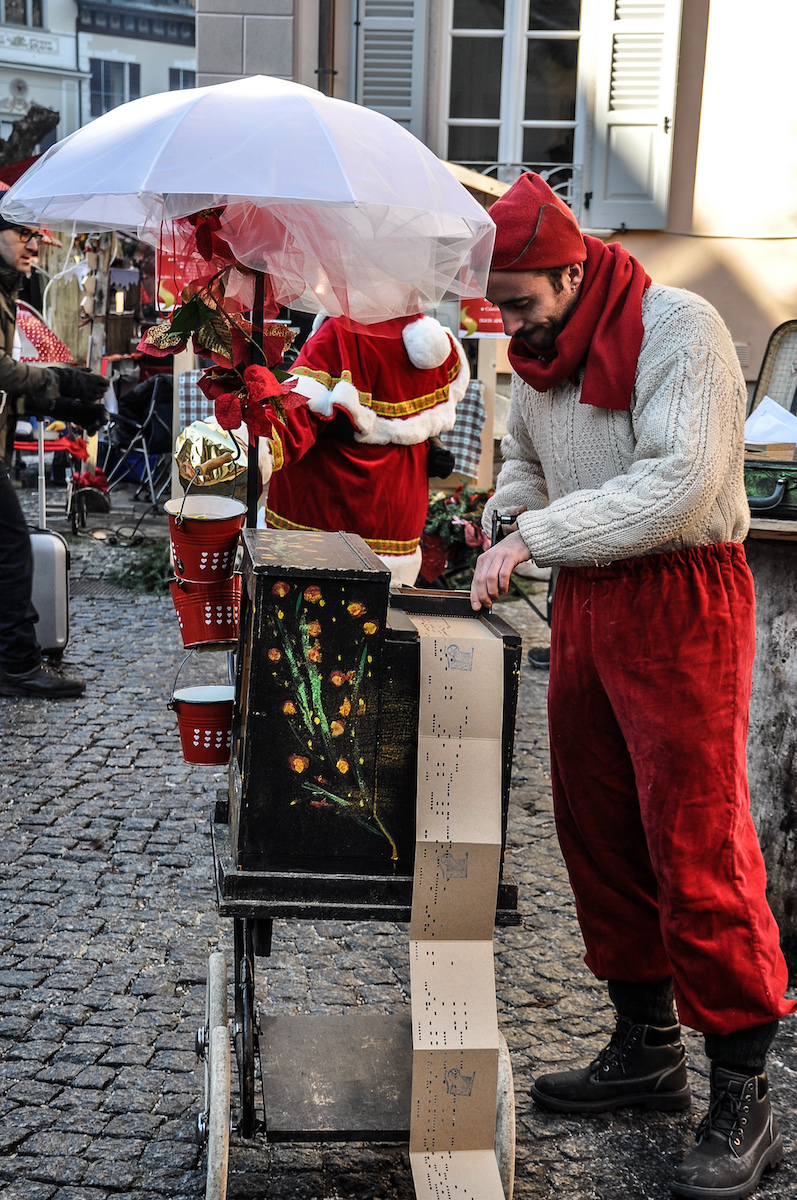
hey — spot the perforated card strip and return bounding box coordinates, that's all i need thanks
[408,615,507,1198]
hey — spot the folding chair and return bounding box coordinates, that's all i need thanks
[102,374,174,504]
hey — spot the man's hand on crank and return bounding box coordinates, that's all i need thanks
[470,529,531,610]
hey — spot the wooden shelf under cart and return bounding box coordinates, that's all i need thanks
[200,531,521,1197]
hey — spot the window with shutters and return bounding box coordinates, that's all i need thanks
[352,0,428,136]
[169,68,196,90]
[3,0,42,27]
[89,59,141,118]
[588,0,683,229]
[352,0,682,229]
[434,0,682,229]
[440,0,584,210]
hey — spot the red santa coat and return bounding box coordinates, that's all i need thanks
[261,315,469,569]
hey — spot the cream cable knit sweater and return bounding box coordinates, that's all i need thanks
[482,283,751,568]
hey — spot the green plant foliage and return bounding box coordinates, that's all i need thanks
[107,539,173,595]
[423,484,495,553]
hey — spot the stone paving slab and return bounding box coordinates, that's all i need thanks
[1,487,796,1199]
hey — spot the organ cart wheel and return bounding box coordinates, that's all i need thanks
[196,952,231,1200]
[233,918,258,1137]
[496,1031,516,1200]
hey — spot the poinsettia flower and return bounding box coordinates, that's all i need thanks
[238,396,276,437]
[214,393,243,430]
[137,325,187,357]
[262,322,297,368]
[243,364,287,401]
[198,368,245,431]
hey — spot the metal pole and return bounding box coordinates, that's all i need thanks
[317,0,337,96]
[246,272,265,528]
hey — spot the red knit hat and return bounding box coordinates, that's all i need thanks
[490,173,586,271]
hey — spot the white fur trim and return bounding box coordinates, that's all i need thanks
[402,315,452,369]
[288,336,471,447]
[311,311,328,336]
[291,373,336,415]
[377,546,422,586]
[355,335,471,446]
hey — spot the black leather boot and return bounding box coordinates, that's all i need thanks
[671,1067,783,1198]
[531,1015,691,1113]
[0,662,85,699]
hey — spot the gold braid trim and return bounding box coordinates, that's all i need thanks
[265,507,420,555]
[268,428,284,473]
[291,365,454,418]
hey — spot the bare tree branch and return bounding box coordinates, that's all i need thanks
[0,104,59,167]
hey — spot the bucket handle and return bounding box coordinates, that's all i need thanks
[168,647,196,709]
[175,441,244,524]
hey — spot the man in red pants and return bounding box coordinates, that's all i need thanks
[470,173,794,1200]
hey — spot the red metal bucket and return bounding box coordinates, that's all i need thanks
[170,576,242,649]
[164,496,246,583]
[171,685,235,765]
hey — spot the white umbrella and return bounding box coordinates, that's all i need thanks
[0,75,494,325]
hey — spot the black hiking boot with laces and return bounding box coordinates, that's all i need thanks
[531,1014,692,1113]
[671,1067,783,1199]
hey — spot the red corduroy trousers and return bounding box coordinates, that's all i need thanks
[548,542,795,1035]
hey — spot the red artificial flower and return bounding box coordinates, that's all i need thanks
[262,323,296,368]
[136,327,187,357]
[198,367,244,431]
[239,395,276,437]
[215,393,243,429]
[243,364,288,402]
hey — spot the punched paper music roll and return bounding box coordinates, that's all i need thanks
[408,614,507,1199]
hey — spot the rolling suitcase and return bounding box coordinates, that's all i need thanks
[744,320,797,518]
[29,421,70,657]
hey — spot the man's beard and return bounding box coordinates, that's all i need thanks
[518,323,560,354]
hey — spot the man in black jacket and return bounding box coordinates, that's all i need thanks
[0,218,107,699]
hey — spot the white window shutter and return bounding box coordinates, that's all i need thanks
[354,0,428,137]
[588,0,683,230]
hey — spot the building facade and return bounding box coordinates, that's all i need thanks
[0,0,195,151]
[194,0,797,387]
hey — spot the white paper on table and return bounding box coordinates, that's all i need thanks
[744,395,797,444]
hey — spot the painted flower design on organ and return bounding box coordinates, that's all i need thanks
[330,669,355,688]
[268,581,395,860]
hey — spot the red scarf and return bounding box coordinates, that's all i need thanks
[507,236,651,411]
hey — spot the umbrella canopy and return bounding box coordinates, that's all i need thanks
[0,75,495,325]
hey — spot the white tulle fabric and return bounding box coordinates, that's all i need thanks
[0,75,495,326]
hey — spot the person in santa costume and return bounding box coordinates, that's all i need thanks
[259,312,469,585]
[470,173,794,1200]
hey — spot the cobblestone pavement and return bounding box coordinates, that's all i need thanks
[1,487,795,1200]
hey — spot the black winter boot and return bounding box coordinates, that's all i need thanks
[531,1014,691,1113]
[671,1068,782,1199]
